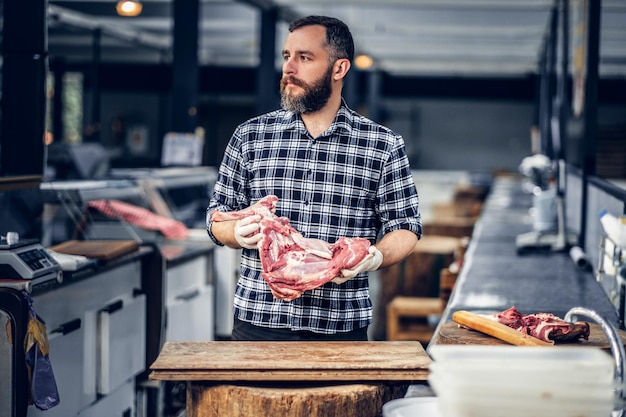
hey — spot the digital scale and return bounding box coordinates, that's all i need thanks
[0,239,63,285]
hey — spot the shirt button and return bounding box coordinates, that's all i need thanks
[304,200,309,206]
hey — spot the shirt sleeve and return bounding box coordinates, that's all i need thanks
[376,133,423,239]
[206,127,250,245]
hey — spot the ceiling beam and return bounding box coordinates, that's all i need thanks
[234,0,301,23]
[48,4,170,52]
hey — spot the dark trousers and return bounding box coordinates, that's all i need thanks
[231,317,368,341]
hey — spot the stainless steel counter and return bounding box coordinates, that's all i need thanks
[430,176,619,352]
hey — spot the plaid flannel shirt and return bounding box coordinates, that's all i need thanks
[207,101,422,334]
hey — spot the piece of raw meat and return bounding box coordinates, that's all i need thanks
[211,195,372,301]
[493,306,590,344]
[89,199,189,239]
[210,195,278,222]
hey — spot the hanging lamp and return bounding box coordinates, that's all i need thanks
[116,0,143,17]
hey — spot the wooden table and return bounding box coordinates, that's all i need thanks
[150,341,431,417]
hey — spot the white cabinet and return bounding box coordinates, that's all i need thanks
[33,318,85,417]
[97,293,146,395]
[78,379,135,417]
[29,260,145,417]
[165,253,214,342]
[213,245,240,338]
[0,309,15,417]
[166,286,213,341]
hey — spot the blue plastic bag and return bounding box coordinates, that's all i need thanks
[23,291,60,410]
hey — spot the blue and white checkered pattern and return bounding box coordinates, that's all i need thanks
[208,101,422,334]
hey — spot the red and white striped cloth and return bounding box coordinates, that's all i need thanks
[88,199,189,240]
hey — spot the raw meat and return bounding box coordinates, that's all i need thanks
[211,195,372,301]
[89,199,189,239]
[493,306,590,344]
[211,195,278,222]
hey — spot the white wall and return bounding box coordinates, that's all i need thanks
[86,91,626,176]
[383,98,534,173]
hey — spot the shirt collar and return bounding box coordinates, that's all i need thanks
[279,98,354,138]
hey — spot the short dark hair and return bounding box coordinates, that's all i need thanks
[288,15,355,63]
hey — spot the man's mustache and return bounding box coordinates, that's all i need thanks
[281,76,305,89]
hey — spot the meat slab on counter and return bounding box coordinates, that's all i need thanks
[493,306,590,344]
[211,195,372,301]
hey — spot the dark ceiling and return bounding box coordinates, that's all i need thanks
[41,0,626,79]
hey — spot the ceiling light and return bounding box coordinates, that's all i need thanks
[354,54,374,70]
[116,0,143,17]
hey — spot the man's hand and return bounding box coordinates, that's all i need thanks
[234,215,263,249]
[331,246,383,284]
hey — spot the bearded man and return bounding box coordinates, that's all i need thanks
[207,15,422,341]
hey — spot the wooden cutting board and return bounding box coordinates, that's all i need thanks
[436,321,626,351]
[50,240,139,260]
[149,341,431,382]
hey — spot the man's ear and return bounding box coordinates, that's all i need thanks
[333,58,351,81]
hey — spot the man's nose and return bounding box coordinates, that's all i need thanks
[283,58,296,74]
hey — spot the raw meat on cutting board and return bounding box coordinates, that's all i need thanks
[493,306,590,343]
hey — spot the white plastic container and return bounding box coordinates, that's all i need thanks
[382,397,441,417]
[428,351,614,386]
[429,345,614,376]
[533,186,557,231]
[439,396,614,417]
[428,345,617,417]
[428,370,615,402]
[599,209,626,248]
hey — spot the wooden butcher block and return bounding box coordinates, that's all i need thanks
[149,341,431,382]
[50,239,139,260]
[436,311,626,351]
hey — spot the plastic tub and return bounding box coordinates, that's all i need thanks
[438,395,614,417]
[428,345,617,417]
[428,361,615,388]
[382,397,441,417]
[429,345,614,382]
[428,371,616,403]
[429,345,614,370]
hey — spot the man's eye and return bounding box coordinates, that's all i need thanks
[300,56,310,61]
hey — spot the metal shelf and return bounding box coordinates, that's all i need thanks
[40,179,144,204]
[109,167,217,190]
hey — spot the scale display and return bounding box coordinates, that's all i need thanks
[0,239,61,280]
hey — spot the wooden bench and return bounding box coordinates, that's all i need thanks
[385,237,468,344]
[386,296,444,343]
[422,217,475,238]
[375,235,461,341]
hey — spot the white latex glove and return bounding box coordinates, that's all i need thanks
[234,215,263,249]
[331,246,383,284]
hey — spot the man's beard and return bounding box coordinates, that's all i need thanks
[280,65,333,114]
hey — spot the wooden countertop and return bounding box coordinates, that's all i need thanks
[149,341,431,382]
[434,321,626,351]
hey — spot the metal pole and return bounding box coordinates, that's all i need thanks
[0,0,48,178]
[171,0,200,133]
[256,7,279,115]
